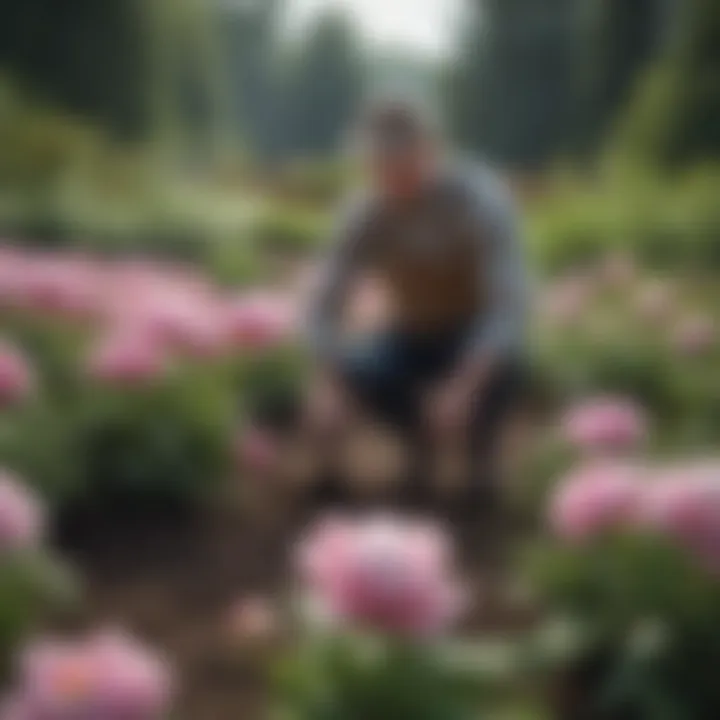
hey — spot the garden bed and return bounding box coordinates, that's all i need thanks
[53,468,536,719]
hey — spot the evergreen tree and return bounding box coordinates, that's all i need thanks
[447,0,578,170]
[617,0,720,167]
[575,0,670,156]
[220,0,284,159]
[283,10,365,158]
[0,0,149,140]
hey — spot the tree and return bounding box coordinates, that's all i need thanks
[575,0,670,157]
[220,0,284,159]
[617,0,720,167]
[282,10,365,159]
[0,0,233,160]
[0,0,149,140]
[447,0,578,170]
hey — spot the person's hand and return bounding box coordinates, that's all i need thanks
[425,376,474,437]
[424,356,494,437]
[305,372,351,437]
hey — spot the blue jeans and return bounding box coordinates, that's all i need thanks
[335,325,526,491]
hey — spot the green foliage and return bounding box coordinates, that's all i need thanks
[281,10,365,159]
[574,0,667,158]
[0,549,77,677]
[273,632,505,720]
[73,367,238,505]
[616,0,720,168]
[272,161,352,206]
[0,0,149,140]
[0,358,239,507]
[524,532,720,718]
[0,306,304,506]
[536,266,720,450]
[530,168,720,272]
[250,204,327,256]
[448,0,578,169]
[0,74,258,272]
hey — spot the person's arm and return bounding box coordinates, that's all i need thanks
[471,170,527,358]
[425,171,528,434]
[307,195,371,364]
[458,170,529,386]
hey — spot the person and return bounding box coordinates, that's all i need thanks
[305,99,530,517]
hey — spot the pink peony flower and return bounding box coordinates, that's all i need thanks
[150,303,225,359]
[0,341,34,407]
[14,629,172,720]
[642,463,720,574]
[102,264,226,358]
[549,461,643,541]
[0,694,32,720]
[223,292,295,351]
[562,396,647,455]
[672,315,715,357]
[0,471,44,553]
[17,260,102,321]
[296,514,463,636]
[87,329,169,387]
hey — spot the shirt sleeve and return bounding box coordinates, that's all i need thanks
[465,169,530,359]
[306,194,371,360]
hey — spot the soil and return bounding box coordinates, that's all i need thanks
[53,473,537,720]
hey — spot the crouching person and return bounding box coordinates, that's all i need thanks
[304,100,530,519]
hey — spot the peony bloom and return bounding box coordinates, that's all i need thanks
[642,463,720,574]
[672,315,715,357]
[296,514,463,637]
[0,471,44,554]
[110,285,226,361]
[0,341,34,407]
[562,396,647,455]
[12,629,172,720]
[147,301,225,360]
[223,292,295,351]
[0,694,33,720]
[549,461,643,541]
[87,329,169,387]
[235,426,278,475]
[16,258,102,321]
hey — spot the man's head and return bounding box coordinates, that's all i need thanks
[354,100,440,200]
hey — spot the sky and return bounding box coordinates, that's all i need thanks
[285,0,462,58]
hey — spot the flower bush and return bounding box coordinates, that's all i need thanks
[0,470,75,675]
[0,246,303,506]
[561,396,647,456]
[297,515,464,637]
[536,254,720,449]
[525,459,720,717]
[1,629,173,720]
[273,514,515,720]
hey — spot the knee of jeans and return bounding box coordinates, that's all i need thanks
[339,345,391,396]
